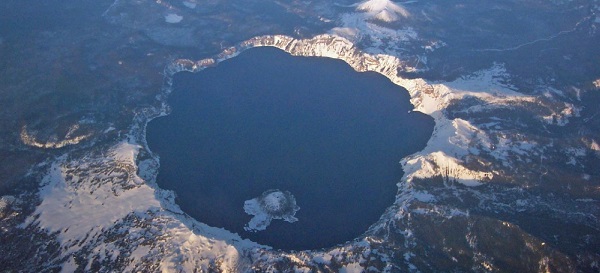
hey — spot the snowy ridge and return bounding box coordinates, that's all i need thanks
[20,124,92,149]
[356,0,410,22]
[24,141,263,272]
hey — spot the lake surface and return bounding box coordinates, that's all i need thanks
[146,47,434,250]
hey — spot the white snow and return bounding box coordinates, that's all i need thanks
[339,262,364,273]
[594,79,600,89]
[112,141,141,162]
[399,115,493,187]
[26,143,162,244]
[263,191,285,211]
[413,191,435,202]
[20,125,92,149]
[356,0,410,22]
[182,1,196,9]
[103,126,116,133]
[165,13,183,23]
[60,256,78,273]
[450,119,491,155]
[542,102,580,126]
[583,174,591,180]
[404,151,489,187]
[244,199,272,232]
[312,253,333,264]
[329,27,361,43]
[590,139,600,152]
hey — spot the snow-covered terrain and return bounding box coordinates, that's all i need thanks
[15,31,593,271]
[2,0,598,271]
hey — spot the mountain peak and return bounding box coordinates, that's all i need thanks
[356,0,410,22]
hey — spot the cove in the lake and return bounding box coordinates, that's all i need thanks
[146,47,434,251]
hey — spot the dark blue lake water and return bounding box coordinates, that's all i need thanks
[147,47,434,250]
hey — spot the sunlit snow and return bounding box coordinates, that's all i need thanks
[182,1,196,9]
[165,13,183,24]
[356,0,410,22]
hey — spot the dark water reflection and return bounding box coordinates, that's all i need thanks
[147,47,434,250]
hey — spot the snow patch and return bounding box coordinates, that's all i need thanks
[339,262,364,273]
[60,256,78,273]
[413,191,435,202]
[312,253,333,264]
[182,1,196,9]
[590,139,600,152]
[542,102,580,126]
[404,151,490,186]
[20,125,92,149]
[165,13,183,23]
